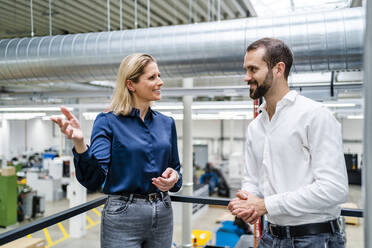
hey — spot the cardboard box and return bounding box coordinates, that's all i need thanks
[0,166,15,176]
[0,237,45,248]
[341,202,359,225]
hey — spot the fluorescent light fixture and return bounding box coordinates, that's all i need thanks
[83,112,99,120]
[152,105,183,110]
[192,104,253,110]
[89,81,116,88]
[160,112,253,120]
[0,107,73,112]
[42,114,66,121]
[323,103,357,108]
[153,102,254,111]
[347,115,364,120]
[3,112,46,120]
[289,72,331,84]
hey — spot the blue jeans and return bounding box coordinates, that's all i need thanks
[258,229,345,248]
[101,194,173,248]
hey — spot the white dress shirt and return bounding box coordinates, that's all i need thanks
[242,90,349,226]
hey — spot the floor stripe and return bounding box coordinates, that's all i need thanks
[43,228,53,247]
[92,208,101,217]
[58,222,69,238]
[86,215,96,226]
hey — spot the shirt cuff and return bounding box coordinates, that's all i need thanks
[265,194,286,216]
[72,145,90,161]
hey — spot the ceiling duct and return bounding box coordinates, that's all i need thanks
[0,7,364,84]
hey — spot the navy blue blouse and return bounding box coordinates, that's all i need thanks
[72,108,182,194]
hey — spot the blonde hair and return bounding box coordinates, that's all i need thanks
[108,53,156,116]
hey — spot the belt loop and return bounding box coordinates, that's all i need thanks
[129,194,134,203]
[160,192,164,200]
[286,226,291,239]
[330,220,335,233]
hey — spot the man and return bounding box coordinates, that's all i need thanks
[228,38,348,247]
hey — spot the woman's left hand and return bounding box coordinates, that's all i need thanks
[152,168,179,192]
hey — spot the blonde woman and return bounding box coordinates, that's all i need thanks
[52,54,182,248]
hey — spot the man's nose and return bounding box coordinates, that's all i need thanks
[244,74,252,82]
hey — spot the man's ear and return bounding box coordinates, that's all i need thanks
[275,62,286,78]
[126,80,135,93]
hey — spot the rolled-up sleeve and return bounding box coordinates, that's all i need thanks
[169,117,182,192]
[72,113,112,191]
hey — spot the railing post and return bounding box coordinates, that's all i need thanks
[364,1,372,247]
[182,78,193,248]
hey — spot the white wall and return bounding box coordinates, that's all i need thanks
[8,120,25,159]
[0,117,10,164]
[339,118,364,168]
[27,119,60,152]
[7,119,59,159]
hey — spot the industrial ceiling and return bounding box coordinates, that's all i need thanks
[0,0,365,119]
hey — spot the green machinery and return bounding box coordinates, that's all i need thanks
[0,175,17,227]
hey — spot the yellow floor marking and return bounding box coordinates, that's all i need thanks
[92,208,101,217]
[58,223,69,238]
[50,236,68,247]
[86,215,95,226]
[43,228,54,247]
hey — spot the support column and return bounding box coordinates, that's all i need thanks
[364,1,372,247]
[182,78,193,248]
[68,107,87,238]
[229,119,234,156]
[67,155,87,238]
[1,114,8,168]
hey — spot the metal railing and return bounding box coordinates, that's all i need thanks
[0,195,364,245]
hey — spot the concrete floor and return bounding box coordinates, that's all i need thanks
[0,185,364,247]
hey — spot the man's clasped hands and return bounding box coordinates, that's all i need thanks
[227,190,268,224]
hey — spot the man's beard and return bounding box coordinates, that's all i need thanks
[249,70,273,100]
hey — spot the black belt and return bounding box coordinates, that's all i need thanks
[268,219,340,239]
[118,192,167,201]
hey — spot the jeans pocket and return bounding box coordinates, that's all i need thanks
[162,195,172,209]
[331,231,346,246]
[105,196,130,215]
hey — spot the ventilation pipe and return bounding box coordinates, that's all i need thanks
[0,7,364,84]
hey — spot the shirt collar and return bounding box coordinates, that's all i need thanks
[129,107,158,119]
[257,90,298,112]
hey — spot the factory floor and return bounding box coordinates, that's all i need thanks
[0,185,364,248]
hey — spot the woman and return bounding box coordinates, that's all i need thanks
[51,54,182,248]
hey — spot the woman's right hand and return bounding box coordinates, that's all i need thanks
[51,106,87,153]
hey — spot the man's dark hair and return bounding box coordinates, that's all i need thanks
[247,38,293,80]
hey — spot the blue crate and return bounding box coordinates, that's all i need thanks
[215,221,245,247]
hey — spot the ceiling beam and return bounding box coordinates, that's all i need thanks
[351,0,363,7]
[124,0,169,27]
[135,0,173,26]
[220,0,236,19]
[1,0,95,35]
[88,0,144,30]
[156,0,188,24]
[229,0,247,17]
[237,0,257,17]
